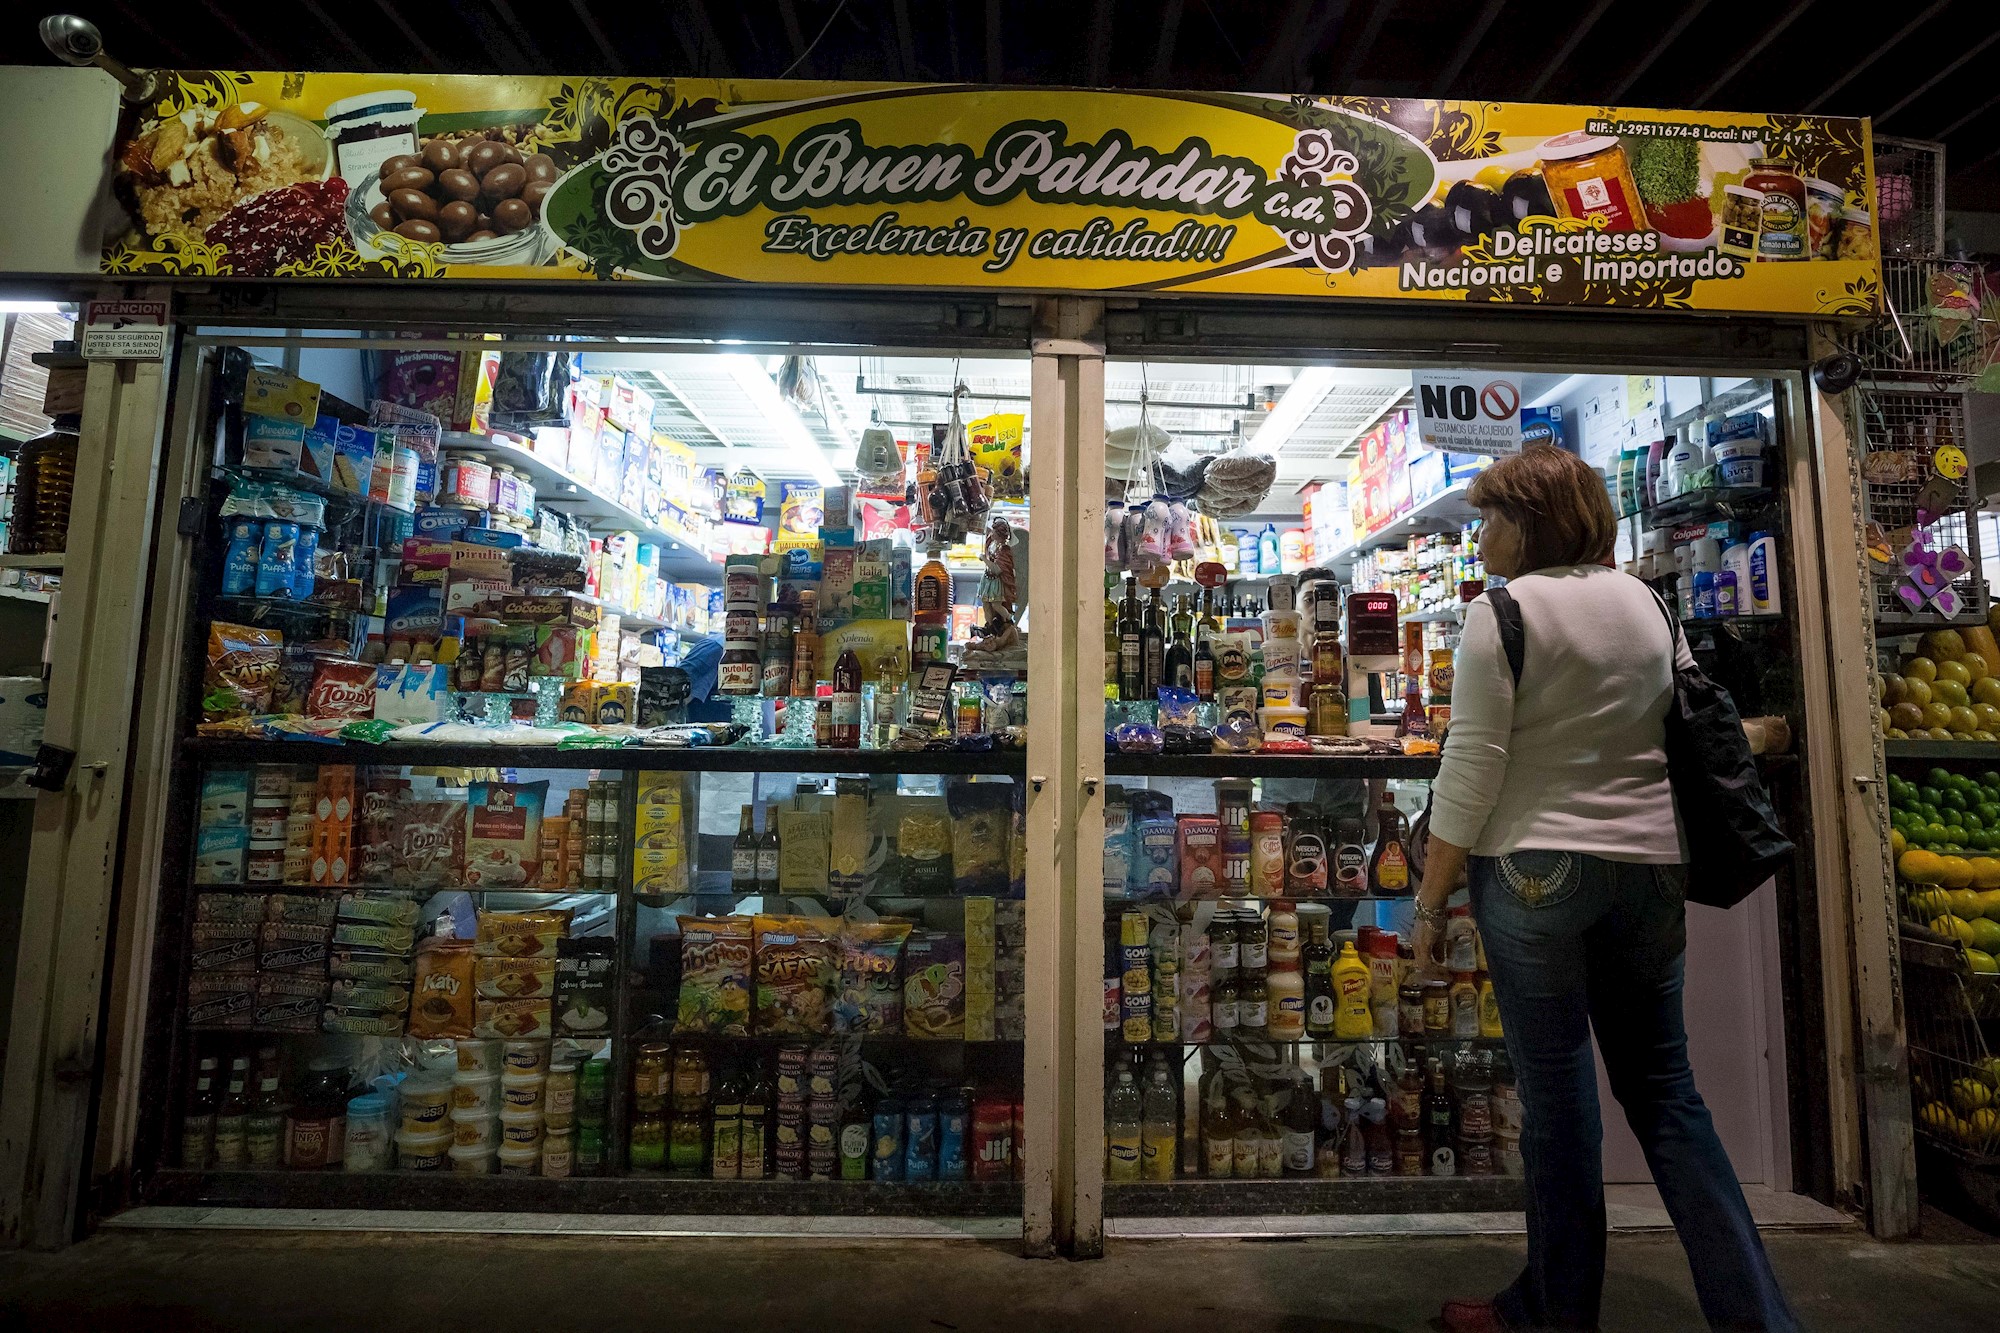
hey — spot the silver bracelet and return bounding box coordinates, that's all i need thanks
[1412,899,1450,928]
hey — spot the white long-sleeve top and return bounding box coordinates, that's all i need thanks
[1428,563,1695,863]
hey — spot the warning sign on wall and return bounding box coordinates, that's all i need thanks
[1413,370,1522,457]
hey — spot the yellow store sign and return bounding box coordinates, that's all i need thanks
[100,73,1880,315]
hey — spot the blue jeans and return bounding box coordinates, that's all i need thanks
[1470,850,1797,1333]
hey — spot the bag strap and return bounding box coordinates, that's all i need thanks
[1487,587,1525,688]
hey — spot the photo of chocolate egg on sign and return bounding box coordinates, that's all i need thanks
[350,128,563,266]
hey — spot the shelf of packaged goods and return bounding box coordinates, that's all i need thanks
[1112,1036,1508,1051]
[1402,606,1463,624]
[1661,383,1775,435]
[641,891,1011,907]
[630,1033,1025,1047]
[1680,614,1786,631]
[1104,753,1439,779]
[144,1168,1024,1217]
[0,553,64,570]
[1885,740,2000,762]
[1322,483,1477,570]
[1104,896,1422,911]
[440,431,722,586]
[1645,485,1775,530]
[180,737,1029,775]
[1103,1174,1523,1217]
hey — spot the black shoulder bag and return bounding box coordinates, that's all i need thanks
[1486,586,1793,908]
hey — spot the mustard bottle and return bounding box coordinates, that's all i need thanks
[1478,977,1504,1039]
[1332,940,1373,1039]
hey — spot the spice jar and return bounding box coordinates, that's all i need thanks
[1538,131,1644,232]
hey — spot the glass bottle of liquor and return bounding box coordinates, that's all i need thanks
[830,647,862,749]
[212,1054,251,1167]
[732,804,758,893]
[1105,580,1122,699]
[182,1054,219,1169]
[1141,587,1167,699]
[245,1045,285,1168]
[791,602,820,698]
[914,546,952,666]
[1165,594,1195,690]
[1425,1057,1458,1176]
[1303,914,1336,1038]
[757,807,781,894]
[1117,575,1143,701]
[1193,605,1217,702]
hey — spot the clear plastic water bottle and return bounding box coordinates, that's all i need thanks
[1106,1068,1143,1181]
[1141,1065,1178,1181]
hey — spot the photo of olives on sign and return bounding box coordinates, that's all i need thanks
[346,130,563,267]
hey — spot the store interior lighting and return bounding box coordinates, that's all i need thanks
[1246,367,1340,454]
[722,353,841,487]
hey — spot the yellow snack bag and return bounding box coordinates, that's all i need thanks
[968,413,1025,500]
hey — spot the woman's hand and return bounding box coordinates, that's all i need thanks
[1412,912,1446,978]
[1413,830,1473,977]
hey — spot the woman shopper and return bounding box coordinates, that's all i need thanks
[1412,445,1797,1333]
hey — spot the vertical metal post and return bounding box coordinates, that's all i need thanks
[1021,297,1105,1258]
[0,296,177,1247]
[1797,343,1917,1237]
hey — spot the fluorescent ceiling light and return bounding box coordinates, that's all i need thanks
[1526,373,1594,411]
[1248,367,1339,454]
[723,354,840,488]
[0,301,64,314]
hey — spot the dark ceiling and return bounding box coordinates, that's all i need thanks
[14,0,2000,213]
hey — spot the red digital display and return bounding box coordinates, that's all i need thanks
[1347,591,1401,658]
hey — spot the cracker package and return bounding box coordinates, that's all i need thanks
[753,915,837,1036]
[465,780,548,887]
[392,799,463,889]
[473,998,552,1039]
[676,915,753,1036]
[946,781,1013,896]
[475,956,557,1000]
[408,940,475,1039]
[474,908,571,959]
[903,929,966,1040]
[834,920,912,1034]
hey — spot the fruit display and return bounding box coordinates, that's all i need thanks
[1878,615,2000,742]
[1890,769,2000,974]
[1914,1061,2000,1158]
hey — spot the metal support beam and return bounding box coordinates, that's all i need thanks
[892,0,918,80]
[1084,0,1116,86]
[1805,0,1951,112]
[1689,0,1816,108]
[1334,0,1392,91]
[1251,0,1319,90]
[985,0,1004,81]
[1432,0,1506,97]
[565,0,623,74]
[1025,296,1104,1259]
[1523,0,1616,100]
[1148,0,1184,86]
[1878,29,2000,128]
[1604,2,1711,104]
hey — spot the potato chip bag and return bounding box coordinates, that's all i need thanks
[754,914,837,1035]
[834,920,912,1034]
[408,940,475,1039]
[967,412,1025,500]
[677,915,753,1036]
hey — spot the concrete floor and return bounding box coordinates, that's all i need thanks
[3,1219,1998,1332]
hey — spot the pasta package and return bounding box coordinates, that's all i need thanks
[676,915,753,1036]
[474,908,572,959]
[465,780,548,887]
[898,801,953,895]
[408,940,475,1039]
[834,920,912,1034]
[903,930,966,1040]
[754,914,838,1036]
[947,781,1012,896]
[967,413,1025,500]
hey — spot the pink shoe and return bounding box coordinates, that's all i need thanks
[1441,1299,1508,1333]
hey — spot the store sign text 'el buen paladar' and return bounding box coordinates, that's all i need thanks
[101,74,1881,315]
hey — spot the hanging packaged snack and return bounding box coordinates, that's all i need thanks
[834,920,913,1034]
[966,412,1025,501]
[203,622,284,724]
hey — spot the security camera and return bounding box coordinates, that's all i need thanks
[39,14,103,66]
[38,13,162,103]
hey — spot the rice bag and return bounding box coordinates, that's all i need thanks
[834,919,912,1034]
[754,914,838,1036]
[902,930,966,1040]
[676,915,753,1036]
[946,781,1012,895]
[465,780,548,887]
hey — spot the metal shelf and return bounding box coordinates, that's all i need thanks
[1885,740,2000,762]
[440,431,722,586]
[1104,752,1439,779]
[1322,482,1477,569]
[0,553,63,569]
[146,1168,1024,1217]
[0,586,51,605]
[1104,1175,1522,1217]
[180,737,1028,775]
